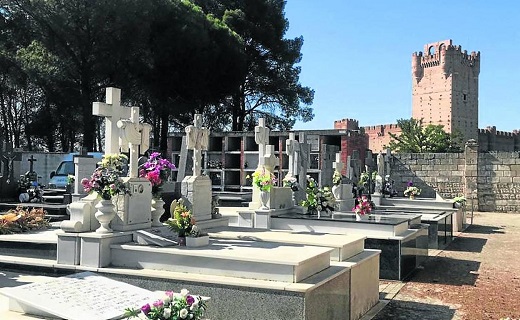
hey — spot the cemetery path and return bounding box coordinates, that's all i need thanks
[372,211,520,320]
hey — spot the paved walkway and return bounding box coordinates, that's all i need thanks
[368,211,520,320]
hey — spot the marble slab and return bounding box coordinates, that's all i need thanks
[207,227,366,261]
[272,212,411,237]
[0,271,153,320]
[111,238,333,283]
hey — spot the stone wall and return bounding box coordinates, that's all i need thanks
[389,142,520,212]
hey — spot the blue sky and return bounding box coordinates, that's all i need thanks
[285,1,520,132]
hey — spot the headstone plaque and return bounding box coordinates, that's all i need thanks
[0,272,153,320]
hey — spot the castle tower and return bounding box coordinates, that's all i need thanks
[412,39,480,142]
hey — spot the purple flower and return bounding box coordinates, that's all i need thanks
[407,181,413,187]
[153,300,164,308]
[186,295,195,305]
[141,303,151,314]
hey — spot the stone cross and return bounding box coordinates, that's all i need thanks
[255,118,270,166]
[27,155,37,173]
[117,107,152,178]
[333,152,343,174]
[264,145,278,173]
[385,148,392,178]
[285,132,300,177]
[298,132,310,189]
[377,151,385,178]
[185,114,209,177]
[349,150,361,182]
[92,87,131,155]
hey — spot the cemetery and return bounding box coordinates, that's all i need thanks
[0,88,484,319]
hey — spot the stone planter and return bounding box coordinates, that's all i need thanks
[356,213,369,221]
[94,199,116,233]
[151,198,165,227]
[259,190,270,210]
[186,235,210,247]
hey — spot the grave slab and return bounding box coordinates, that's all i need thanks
[111,238,333,283]
[0,271,154,320]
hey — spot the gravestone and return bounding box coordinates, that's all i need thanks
[333,153,354,211]
[285,132,299,179]
[249,118,273,209]
[181,114,212,222]
[1,272,154,320]
[92,87,131,154]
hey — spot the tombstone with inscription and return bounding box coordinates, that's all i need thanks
[181,114,212,222]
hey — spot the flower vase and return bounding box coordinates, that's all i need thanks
[151,198,165,227]
[178,236,186,246]
[259,190,269,210]
[410,195,415,200]
[94,199,116,233]
[332,184,341,200]
[356,213,369,221]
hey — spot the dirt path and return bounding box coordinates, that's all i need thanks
[372,212,520,320]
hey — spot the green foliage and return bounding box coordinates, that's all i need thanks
[387,118,463,153]
[166,199,194,237]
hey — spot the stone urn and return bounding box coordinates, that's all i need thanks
[151,198,165,227]
[356,213,369,221]
[259,190,270,210]
[94,199,116,233]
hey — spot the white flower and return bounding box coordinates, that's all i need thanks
[189,314,193,319]
[163,308,171,318]
[180,288,189,297]
[179,308,188,319]
[163,295,171,304]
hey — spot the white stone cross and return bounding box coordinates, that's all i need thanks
[92,87,131,155]
[285,132,300,177]
[333,152,344,174]
[185,114,209,177]
[117,107,152,178]
[264,145,278,172]
[255,118,270,166]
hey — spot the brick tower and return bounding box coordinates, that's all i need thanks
[412,39,480,142]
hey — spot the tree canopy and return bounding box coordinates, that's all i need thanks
[387,118,463,153]
[1,0,313,152]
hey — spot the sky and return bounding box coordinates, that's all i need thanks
[285,1,520,132]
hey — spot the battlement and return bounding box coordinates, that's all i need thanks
[363,123,400,133]
[412,40,480,71]
[334,118,359,130]
[478,126,520,137]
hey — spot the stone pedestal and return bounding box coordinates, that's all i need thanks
[254,209,272,229]
[181,175,212,222]
[56,232,81,265]
[372,193,382,206]
[111,177,152,231]
[80,232,133,268]
[61,193,99,233]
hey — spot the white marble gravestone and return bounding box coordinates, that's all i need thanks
[1,272,154,320]
[333,152,354,211]
[182,114,212,222]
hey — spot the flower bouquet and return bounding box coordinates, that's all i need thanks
[0,207,49,235]
[139,152,175,199]
[165,199,195,237]
[282,175,299,191]
[332,171,342,186]
[352,196,372,216]
[248,168,277,192]
[453,196,466,208]
[404,181,421,198]
[81,154,129,200]
[300,175,319,213]
[124,288,206,320]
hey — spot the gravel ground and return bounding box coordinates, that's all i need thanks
[372,212,520,320]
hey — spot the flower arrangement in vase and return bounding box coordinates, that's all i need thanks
[403,181,421,199]
[352,195,372,220]
[81,154,129,200]
[124,288,207,320]
[282,175,299,191]
[139,152,176,199]
[166,199,195,245]
[248,168,277,192]
[453,196,466,208]
[332,171,342,186]
[299,176,335,214]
